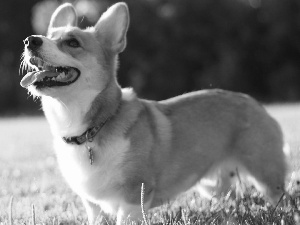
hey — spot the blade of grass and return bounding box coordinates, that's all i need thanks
[32,204,36,225]
[141,183,150,225]
[271,192,285,216]
[9,196,14,225]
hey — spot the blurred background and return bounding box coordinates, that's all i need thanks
[1,0,300,116]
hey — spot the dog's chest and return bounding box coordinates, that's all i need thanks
[53,135,130,201]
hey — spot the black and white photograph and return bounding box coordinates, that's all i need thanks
[0,0,300,224]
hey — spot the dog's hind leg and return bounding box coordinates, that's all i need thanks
[243,157,285,204]
[234,118,286,204]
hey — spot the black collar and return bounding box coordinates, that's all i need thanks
[62,117,110,145]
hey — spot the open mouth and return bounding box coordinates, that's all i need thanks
[20,56,80,88]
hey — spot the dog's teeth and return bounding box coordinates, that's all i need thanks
[55,72,65,81]
[56,74,62,80]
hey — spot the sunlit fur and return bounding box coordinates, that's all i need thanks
[196,159,259,199]
[22,3,287,225]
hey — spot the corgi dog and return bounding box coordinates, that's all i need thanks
[20,2,287,224]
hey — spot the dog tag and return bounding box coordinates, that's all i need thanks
[85,131,94,165]
[86,144,94,165]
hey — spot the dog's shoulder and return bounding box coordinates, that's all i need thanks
[117,88,171,144]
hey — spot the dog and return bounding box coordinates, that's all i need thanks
[20,2,287,224]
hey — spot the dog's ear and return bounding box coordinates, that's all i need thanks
[95,3,129,53]
[48,3,77,31]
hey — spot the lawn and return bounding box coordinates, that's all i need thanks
[0,104,300,225]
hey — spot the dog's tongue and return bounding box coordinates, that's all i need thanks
[20,71,58,88]
[20,71,38,88]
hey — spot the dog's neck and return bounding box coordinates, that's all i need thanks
[42,82,121,137]
[84,82,122,129]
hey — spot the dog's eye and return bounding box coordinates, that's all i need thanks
[66,38,80,48]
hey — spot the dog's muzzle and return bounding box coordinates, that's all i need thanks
[20,36,81,89]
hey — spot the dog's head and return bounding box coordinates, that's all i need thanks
[20,3,129,99]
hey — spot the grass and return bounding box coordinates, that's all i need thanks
[0,104,300,225]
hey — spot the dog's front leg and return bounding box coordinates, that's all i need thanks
[116,203,148,225]
[116,194,153,225]
[81,198,101,224]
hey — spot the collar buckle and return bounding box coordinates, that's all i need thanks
[62,125,104,145]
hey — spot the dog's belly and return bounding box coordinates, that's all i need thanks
[53,135,130,204]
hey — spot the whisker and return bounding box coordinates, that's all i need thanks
[22,61,26,72]
[20,60,27,75]
[19,60,24,75]
[24,61,28,72]
[20,52,25,60]
[19,52,31,76]
[19,53,25,75]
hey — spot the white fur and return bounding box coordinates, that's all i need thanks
[54,134,130,210]
[41,87,99,136]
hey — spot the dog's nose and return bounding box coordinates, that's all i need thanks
[24,36,43,50]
